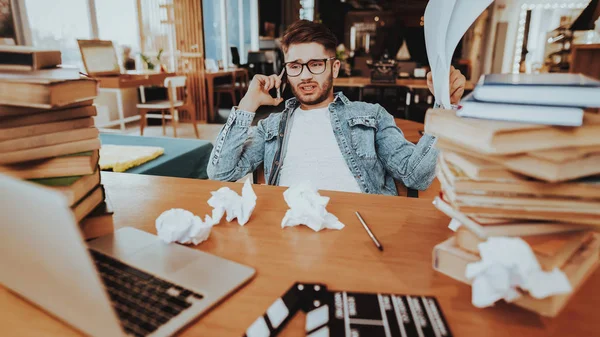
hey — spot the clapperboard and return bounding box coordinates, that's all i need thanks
[243,283,453,337]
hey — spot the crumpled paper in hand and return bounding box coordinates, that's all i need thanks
[281,182,345,232]
[465,237,572,308]
[207,178,257,226]
[155,208,216,245]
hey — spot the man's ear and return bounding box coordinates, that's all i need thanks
[332,59,341,78]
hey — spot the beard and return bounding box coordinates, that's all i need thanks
[290,71,334,106]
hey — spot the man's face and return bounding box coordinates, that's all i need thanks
[284,43,340,106]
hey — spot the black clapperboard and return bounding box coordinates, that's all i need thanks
[243,283,453,337]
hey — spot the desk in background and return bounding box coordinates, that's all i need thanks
[94,72,176,132]
[205,68,248,122]
[334,76,475,91]
[335,77,474,121]
[2,172,598,336]
[334,77,474,104]
[99,134,213,179]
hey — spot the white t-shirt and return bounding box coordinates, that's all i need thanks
[278,107,362,193]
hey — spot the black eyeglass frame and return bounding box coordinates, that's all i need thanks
[283,57,337,77]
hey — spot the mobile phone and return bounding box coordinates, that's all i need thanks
[272,69,287,99]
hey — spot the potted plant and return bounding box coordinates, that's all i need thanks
[140,49,166,72]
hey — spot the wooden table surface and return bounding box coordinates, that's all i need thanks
[395,118,424,144]
[1,173,599,337]
[96,72,177,89]
[334,76,475,91]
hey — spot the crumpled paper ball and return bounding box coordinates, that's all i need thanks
[281,182,345,232]
[465,237,572,308]
[208,178,257,226]
[155,208,215,245]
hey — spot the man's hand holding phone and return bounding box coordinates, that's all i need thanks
[238,71,286,112]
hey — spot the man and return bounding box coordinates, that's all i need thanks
[207,20,466,195]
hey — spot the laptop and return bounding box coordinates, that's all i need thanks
[77,39,122,77]
[0,174,255,337]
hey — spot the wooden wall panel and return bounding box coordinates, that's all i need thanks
[138,0,208,122]
[173,0,208,122]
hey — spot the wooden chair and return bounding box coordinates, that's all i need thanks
[136,76,199,138]
[214,72,238,111]
[235,69,250,97]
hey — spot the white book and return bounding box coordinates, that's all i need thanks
[472,73,600,108]
[457,96,584,126]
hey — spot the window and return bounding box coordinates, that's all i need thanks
[227,0,240,64]
[202,0,223,62]
[203,0,258,66]
[23,0,92,68]
[300,0,314,21]
[95,0,140,58]
[22,0,140,70]
[242,0,254,63]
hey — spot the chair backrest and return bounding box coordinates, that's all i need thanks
[164,76,186,88]
[247,51,268,64]
[164,76,187,105]
[236,69,250,88]
[231,47,241,66]
[247,51,273,76]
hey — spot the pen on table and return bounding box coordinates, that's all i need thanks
[355,211,383,251]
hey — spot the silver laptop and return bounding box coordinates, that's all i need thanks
[0,174,255,337]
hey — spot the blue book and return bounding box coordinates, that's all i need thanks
[457,94,584,126]
[473,73,600,107]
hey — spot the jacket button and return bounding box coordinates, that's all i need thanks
[275,161,279,165]
[279,133,284,137]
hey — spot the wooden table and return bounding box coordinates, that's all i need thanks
[96,71,177,89]
[2,173,599,336]
[95,71,177,131]
[334,76,475,91]
[395,118,424,144]
[205,68,248,122]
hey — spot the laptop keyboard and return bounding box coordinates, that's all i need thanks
[90,249,204,337]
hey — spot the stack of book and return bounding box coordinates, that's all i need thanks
[426,73,600,317]
[0,46,113,240]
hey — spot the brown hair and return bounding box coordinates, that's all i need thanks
[280,20,338,55]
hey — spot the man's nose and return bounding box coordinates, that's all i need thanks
[299,65,313,80]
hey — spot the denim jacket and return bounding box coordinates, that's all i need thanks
[207,92,439,196]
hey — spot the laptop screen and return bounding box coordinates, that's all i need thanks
[78,39,121,76]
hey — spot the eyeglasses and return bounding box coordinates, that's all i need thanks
[284,57,336,77]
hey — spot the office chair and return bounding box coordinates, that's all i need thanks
[247,52,267,76]
[247,51,277,76]
[231,46,241,66]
